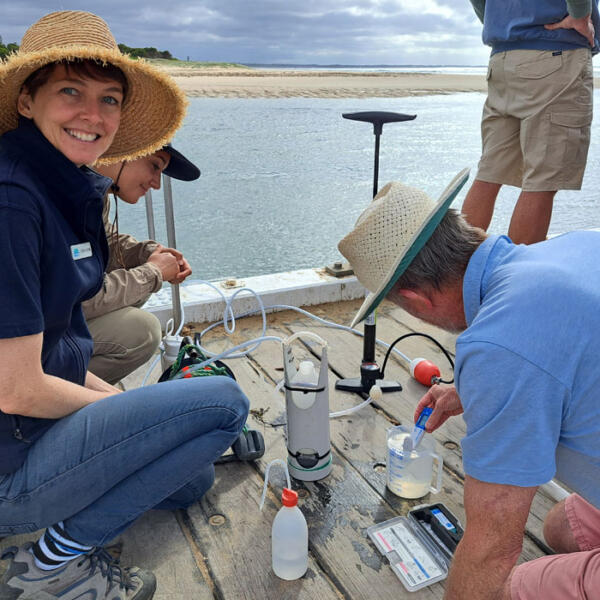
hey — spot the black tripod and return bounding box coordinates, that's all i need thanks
[335,111,416,395]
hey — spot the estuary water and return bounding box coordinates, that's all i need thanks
[117,92,600,282]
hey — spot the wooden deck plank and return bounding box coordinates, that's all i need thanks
[247,315,546,565]
[0,298,554,599]
[195,316,469,596]
[196,303,551,556]
[271,304,554,552]
[0,512,210,600]
[243,321,467,578]
[212,340,445,599]
[119,511,214,600]
[183,462,343,600]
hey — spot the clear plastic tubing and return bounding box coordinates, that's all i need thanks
[329,385,382,419]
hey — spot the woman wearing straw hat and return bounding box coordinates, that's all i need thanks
[0,11,248,600]
[84,146,200,385]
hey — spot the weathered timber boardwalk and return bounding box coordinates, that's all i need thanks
[0,298,555,599]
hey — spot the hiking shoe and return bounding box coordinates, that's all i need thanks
[0,542,156,599]
[105,540,124,563]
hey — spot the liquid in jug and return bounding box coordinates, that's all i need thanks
[386,427,441,499]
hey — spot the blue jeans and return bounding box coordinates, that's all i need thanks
[0,376,249,546]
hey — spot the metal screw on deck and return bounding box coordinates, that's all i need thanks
[336,111,416,395]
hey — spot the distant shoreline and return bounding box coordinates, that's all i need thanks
[160,65,489,98]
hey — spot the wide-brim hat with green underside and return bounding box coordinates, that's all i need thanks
[338,168,470,328]
[0,10,188,165]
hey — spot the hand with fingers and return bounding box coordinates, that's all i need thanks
[147,247,180,282]
[150,245,192,284]
[413,384,463,433]
[544,13,595,47]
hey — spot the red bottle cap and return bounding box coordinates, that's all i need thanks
[281,487,298,507]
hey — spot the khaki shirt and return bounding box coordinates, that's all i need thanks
[82,196,162,320]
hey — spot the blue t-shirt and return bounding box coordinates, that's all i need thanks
[456,234,600,508]
[479,0,600,55]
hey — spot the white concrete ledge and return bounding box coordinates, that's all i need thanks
[144,268,365,328]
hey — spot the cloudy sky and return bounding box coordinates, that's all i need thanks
[1,1,489,65]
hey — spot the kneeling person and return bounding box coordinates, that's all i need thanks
[337,170,600,599]
[84,145,200,384]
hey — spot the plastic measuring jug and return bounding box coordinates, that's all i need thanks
[386,425,443,499]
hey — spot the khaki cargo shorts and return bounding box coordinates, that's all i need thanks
[477,48,593,191]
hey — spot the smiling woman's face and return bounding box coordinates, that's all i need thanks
[17,63,124,166]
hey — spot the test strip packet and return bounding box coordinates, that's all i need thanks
[367,503,463,592]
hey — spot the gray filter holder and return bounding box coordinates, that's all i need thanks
[282,332,332,481]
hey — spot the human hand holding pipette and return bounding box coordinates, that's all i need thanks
[413,384,463,434]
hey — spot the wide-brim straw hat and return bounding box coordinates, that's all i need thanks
[338,168,470,327]
[0,10,188,164]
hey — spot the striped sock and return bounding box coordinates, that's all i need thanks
[30,522,93,571]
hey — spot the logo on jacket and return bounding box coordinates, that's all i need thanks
[70,242,93,261]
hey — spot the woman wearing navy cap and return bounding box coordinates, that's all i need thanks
[84,147,199,384]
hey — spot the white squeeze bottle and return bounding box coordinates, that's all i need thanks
[290,360,318,409]
[272,487,308,580]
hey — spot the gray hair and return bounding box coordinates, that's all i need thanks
[395,209,486,291]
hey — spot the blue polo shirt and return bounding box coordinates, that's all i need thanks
[456,234,600,508]
[0,117,110,474]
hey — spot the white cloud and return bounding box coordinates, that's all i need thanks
[1,0,485,65]
[397,0,455,19]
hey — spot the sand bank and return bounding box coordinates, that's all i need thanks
[161,66,488,98]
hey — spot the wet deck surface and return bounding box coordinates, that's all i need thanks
[0,298,555,599]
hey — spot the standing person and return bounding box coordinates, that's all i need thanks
[463,0,599,244]
[338,169,600,599]
[84,146,200,384]
[0,11,248,600]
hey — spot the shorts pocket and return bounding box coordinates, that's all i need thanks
[545,111,592,168]
[550,112,592,129]
[516,54,562,79]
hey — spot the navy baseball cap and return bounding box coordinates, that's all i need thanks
[163,144,200,181]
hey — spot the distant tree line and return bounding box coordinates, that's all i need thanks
[118,44,175,60]
[0,38,175,62]
[0,40,19,60]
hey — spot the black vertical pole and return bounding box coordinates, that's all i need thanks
[363,126,381,367]
[362,315,377,363]
[373,128,381,199]
[335,111,416,395]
